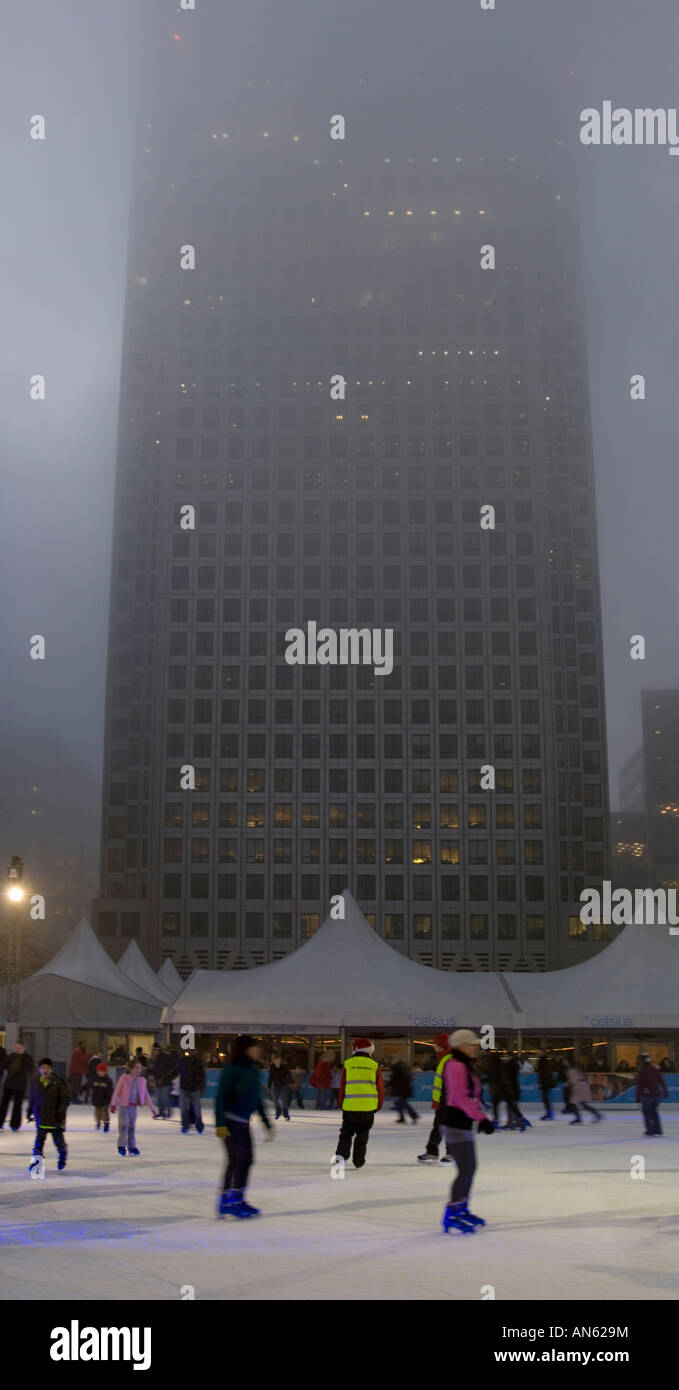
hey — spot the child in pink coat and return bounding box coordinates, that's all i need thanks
[111,1061,157,1156]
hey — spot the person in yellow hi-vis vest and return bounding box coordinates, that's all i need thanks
[417,1033,453,1164]
[334,1038,384,1170]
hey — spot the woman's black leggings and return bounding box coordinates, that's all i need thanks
[445,1138,477,1203]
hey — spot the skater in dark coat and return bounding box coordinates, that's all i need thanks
[636,1053,668,1135]
[390,1058,418,1124]
[28,1059,71,1172]
[334,1038,384,1172]
[91,1064,114,1132]
[179,1049,206,1133]
[417,1033,452,1162]
[556,1056,574,1114]
[488,1052,529,1131]
[152,1045,179,1119]
[215,1035,274,1218]
[0,1043,33,1131]
[486,1051,506,1126]
[536,1052,555,1120]
[268,1054,292,1120]
[503,1053,531,1130]
[440,1030,495,1234]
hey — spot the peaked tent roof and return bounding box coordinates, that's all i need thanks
[157,956,183,999]
[0,919,163,1029]
[118,940,175,1004]
[162,892,514,1030]
[502,921,679,1029]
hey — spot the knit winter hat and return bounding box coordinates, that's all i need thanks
[96,1063,108,1075]
[232,1034,259,1062]
[433,1032,450,1052]
[352,1037,375,1054]
[449,1028,481,1049]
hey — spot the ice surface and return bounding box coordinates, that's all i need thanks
[0,1105,677,1301]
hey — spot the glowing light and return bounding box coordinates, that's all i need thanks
[8,887,23,903]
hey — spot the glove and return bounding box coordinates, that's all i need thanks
[216,1126,229,1140]
[110,1105,116,1114]
[263,1126,276,1141]
[478,1117,494,1135]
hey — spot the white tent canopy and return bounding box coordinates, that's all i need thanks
[162,895,679,1035]
[157,956,183,999]
[118,940,175,1004]
[0,919,163,1029]
[162,892,515,1031]
[502,922,679,1030]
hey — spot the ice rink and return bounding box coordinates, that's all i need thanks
[1,1104,677,1302]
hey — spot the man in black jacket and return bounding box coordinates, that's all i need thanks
[28,1059,71,1172]
[536,1051,555,1120]
[152,1044,179,1119]
[268,1053,292,1120]
[179,1049,206,1133]
[0,1042,33,1131]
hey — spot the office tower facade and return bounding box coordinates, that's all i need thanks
[93,17,609,974]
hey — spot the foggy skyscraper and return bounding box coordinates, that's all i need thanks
[93,5,609,975]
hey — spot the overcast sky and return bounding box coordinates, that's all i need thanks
[2,0,678,807]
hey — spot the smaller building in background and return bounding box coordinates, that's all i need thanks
[642,691,679,893]
[609,811,648,894]
[619,745,645,813]
[0,728,100,960]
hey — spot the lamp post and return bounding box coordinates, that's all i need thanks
[6,857,24,1047]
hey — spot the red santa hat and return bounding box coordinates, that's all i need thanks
[352,1037,375,1054]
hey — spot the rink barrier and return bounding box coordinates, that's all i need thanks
[200,1069,679,1106]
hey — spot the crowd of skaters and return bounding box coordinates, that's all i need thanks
[0,1035,673,1228]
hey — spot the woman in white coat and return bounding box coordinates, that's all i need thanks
[566,1064,602,1124]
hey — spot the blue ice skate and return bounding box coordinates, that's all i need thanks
[442,1201,475,1234]
[217,1189,237,1218]
[459,1200,485,1228]
[231,1189,260,1218]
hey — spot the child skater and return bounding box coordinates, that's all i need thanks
[28,1059,71,1175]
[91,1062,113,1132]
[110,1059,157,1156]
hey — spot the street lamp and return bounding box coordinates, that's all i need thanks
[6,857,25,1043]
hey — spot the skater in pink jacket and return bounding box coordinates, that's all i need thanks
[439,1029,495,1235]
[111,1061,157,1156]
